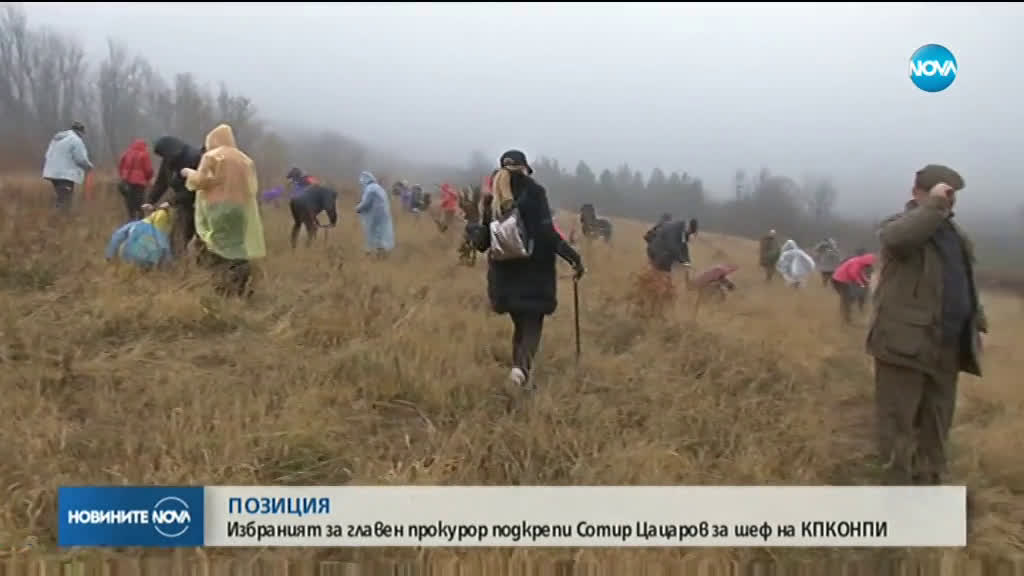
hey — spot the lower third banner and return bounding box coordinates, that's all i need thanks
[57,485,965,548]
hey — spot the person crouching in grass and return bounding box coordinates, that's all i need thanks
[105,202,174,270]
[631,219,693,317]
[832,252,875,324]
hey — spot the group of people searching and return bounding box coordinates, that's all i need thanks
[45,122,264,295]
[44,129,991,488]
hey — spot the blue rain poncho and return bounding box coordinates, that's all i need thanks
[105,207,173,268]
[355,171,395,253]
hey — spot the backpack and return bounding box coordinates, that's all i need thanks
[488,205,532,261]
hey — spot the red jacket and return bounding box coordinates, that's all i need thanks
[440,183,458,213]
[118,139,154,187]
[832,253,876,287]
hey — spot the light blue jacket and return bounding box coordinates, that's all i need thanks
[42,130,93,184]
[355,171,395,252]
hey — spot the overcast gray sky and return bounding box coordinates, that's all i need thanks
[22,2,1024,220]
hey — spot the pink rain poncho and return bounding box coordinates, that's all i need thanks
[691,263,739,290]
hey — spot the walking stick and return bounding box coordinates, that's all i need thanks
[315,216,329,247]
[573,276,581,364]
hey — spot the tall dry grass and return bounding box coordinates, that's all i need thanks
[0,176,1022,572]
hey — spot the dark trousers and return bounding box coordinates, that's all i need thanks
[762,265,776,282]
[170,202,196,257]
[197,246,252,298]
[874,351,959,485]
[458,236,477,266]
[290,199,318,248]
[511,312,544,378]
[119,182,145,221]
[834,281,867,323]
[49,179,74,213]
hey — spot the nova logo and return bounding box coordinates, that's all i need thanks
[152,496,191,538]
[909,44,957,92]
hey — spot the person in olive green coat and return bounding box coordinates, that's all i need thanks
[867,164,988,486]
[758,229,781,282]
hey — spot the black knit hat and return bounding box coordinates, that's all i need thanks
[499,150,533,174]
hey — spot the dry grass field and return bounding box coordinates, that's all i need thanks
[0,176,1022,573]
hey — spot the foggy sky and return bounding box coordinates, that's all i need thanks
[22,2,1024,221]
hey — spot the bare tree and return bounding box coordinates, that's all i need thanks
[99,40,134,160]
[216,84,262,150]
[0,6,89,163]
[26,28,87,139]
[289,129,367,185]
[173,73,214,146]
[804,175,839,220]
[249,130,290,189]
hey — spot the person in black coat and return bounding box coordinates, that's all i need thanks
[144,136,204,256]
[644,213,672,244]
[289,183,338,248]
[646,219,692,273]
[468,150,585,390]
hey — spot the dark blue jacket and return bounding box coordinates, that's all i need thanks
[646,220,691,272]
[292,185,338,226]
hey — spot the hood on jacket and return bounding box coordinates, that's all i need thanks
[144,207,173,237]
[51,130,75,143]
[359,171,377,187]
[129,139,147,151]
[153,136,186,160]
[205,124,237,150]
[781,239,798,253]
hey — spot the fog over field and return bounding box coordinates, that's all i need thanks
[21,2,1024,224]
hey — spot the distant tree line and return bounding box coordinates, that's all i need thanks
[0,4,366,188]
[513,152,873,256]
[2,4,1020,280]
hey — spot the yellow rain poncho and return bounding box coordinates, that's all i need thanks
[184,124,266,261]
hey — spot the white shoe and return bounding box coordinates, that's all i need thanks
[507,367,527,388]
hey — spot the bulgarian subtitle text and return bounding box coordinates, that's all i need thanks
[223,519,888,543]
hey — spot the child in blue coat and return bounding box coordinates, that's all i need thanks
[105,203,174,269]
